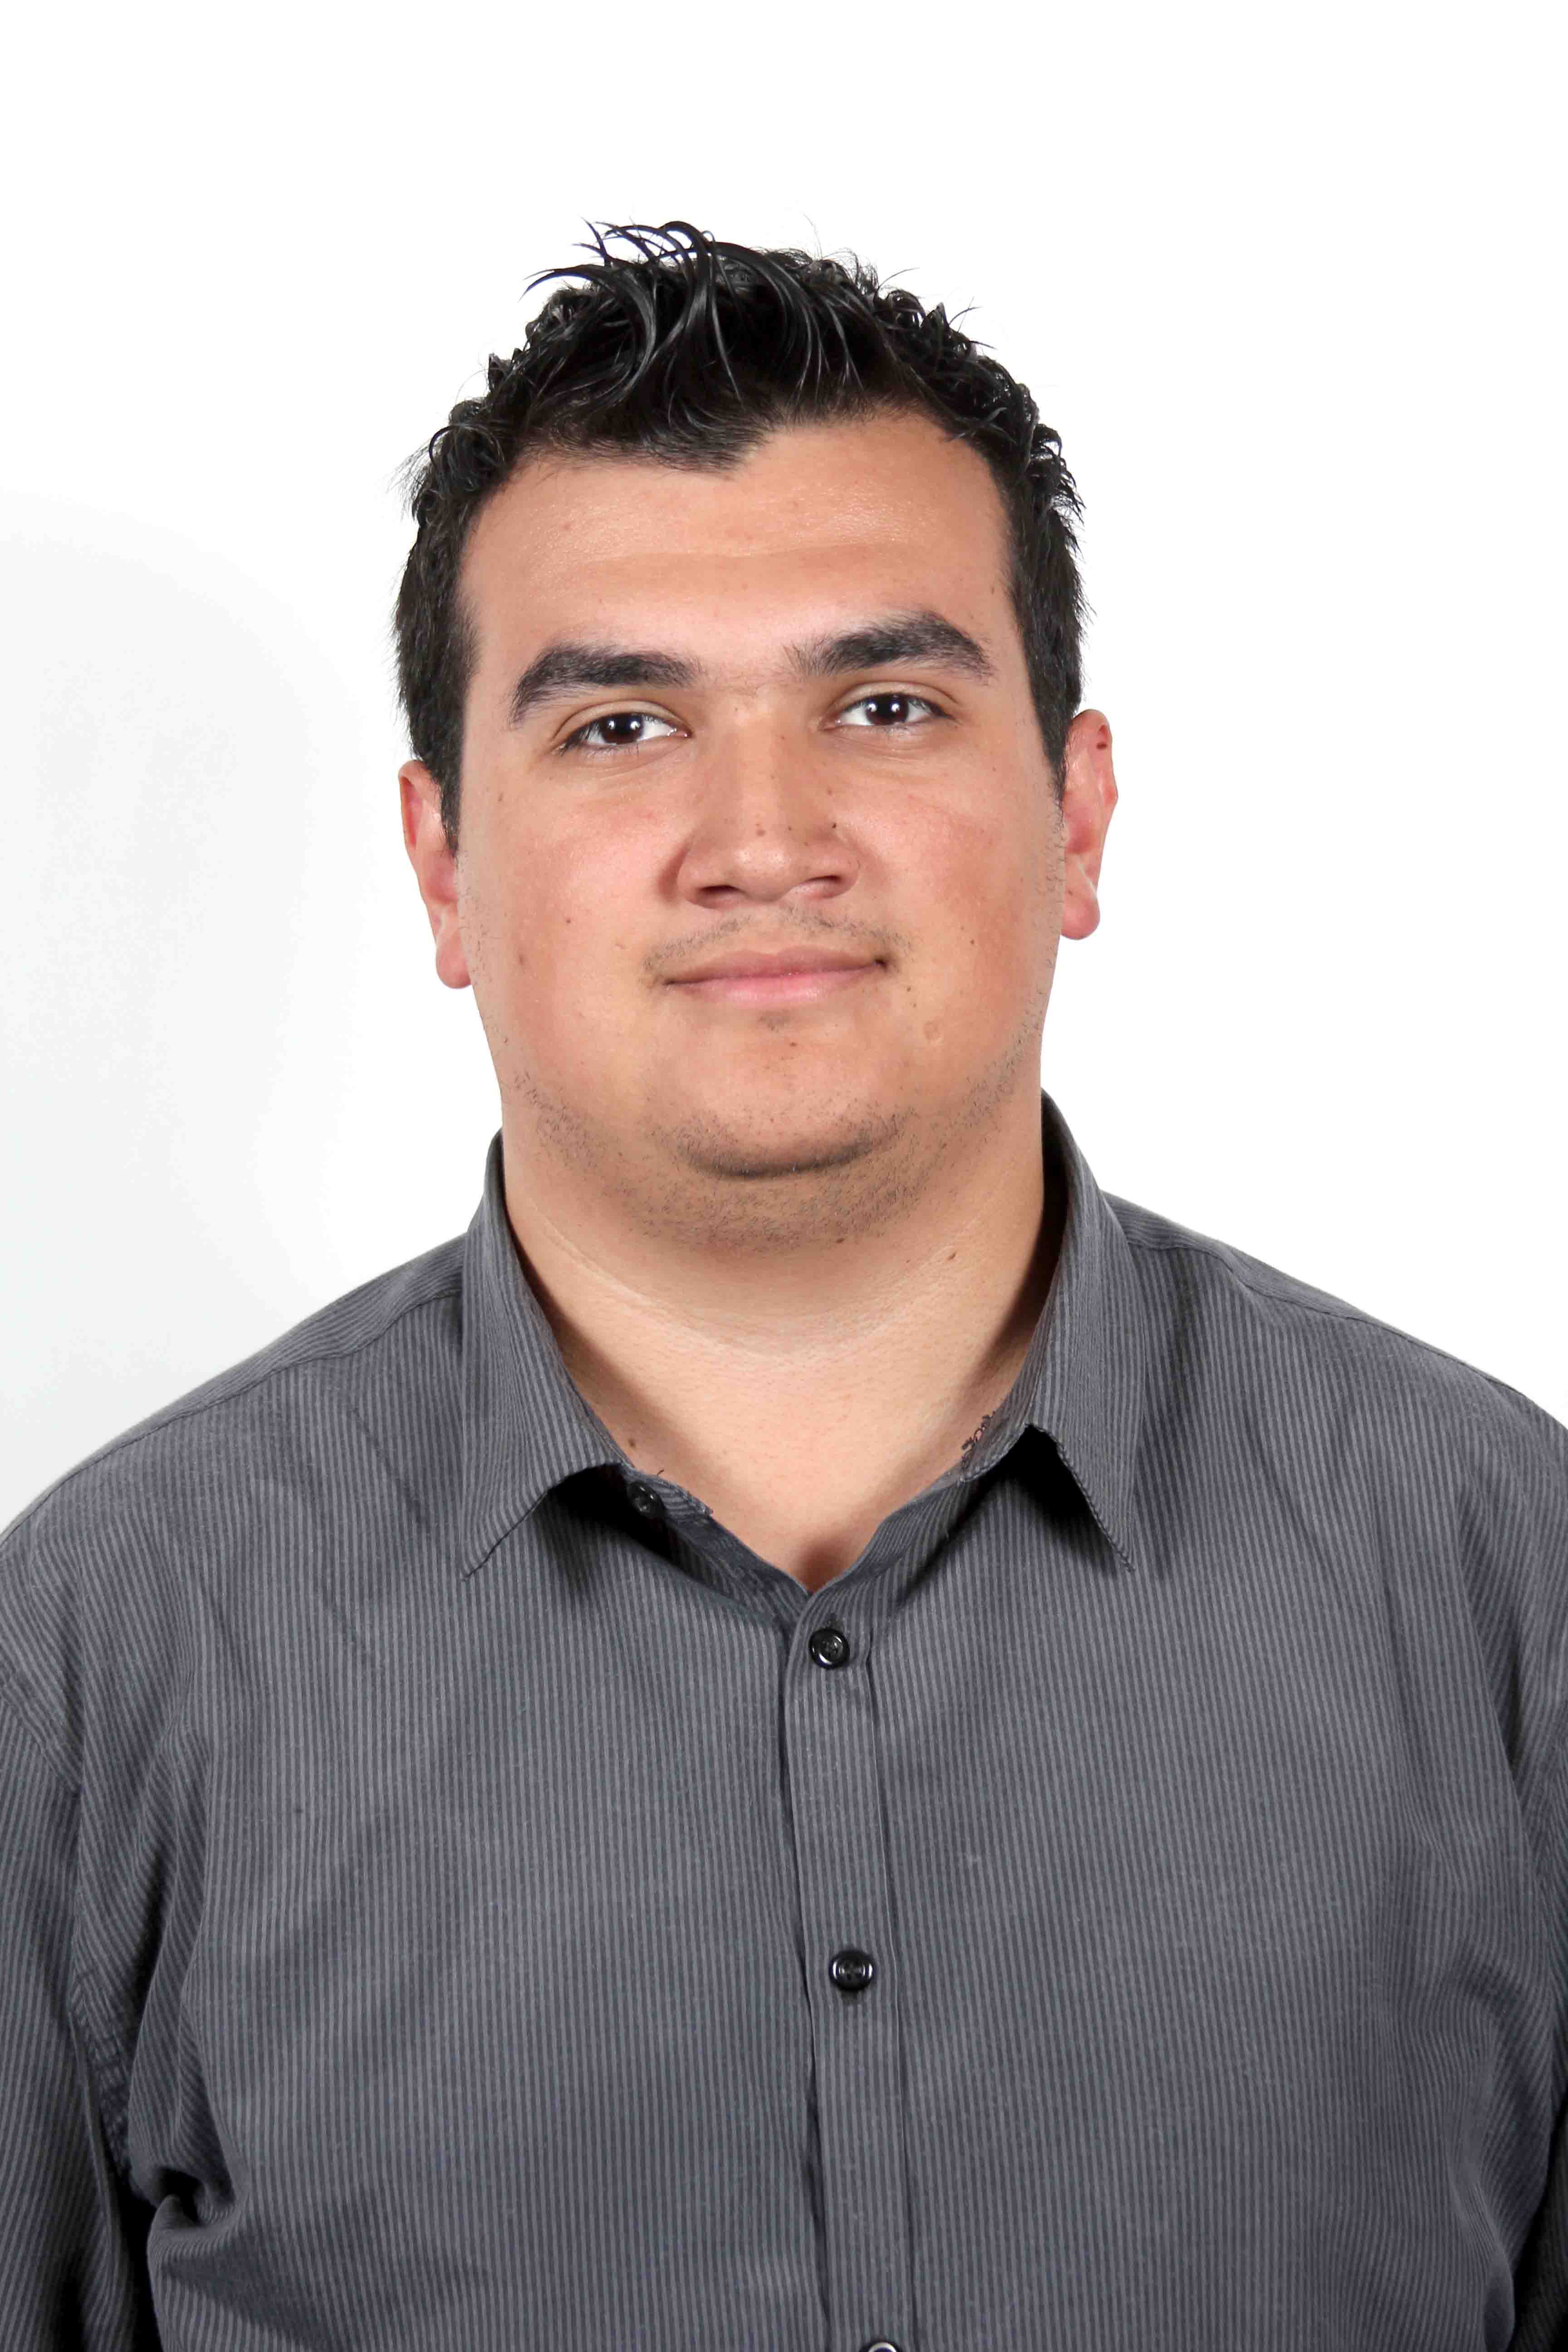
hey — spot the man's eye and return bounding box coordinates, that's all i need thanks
[561,710,681,754]
[836,692,940,730]
[559,693,940,754]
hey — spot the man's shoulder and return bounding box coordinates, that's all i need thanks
[10,1230,466,1535]
[1106,1184,1568,1526]
[0,1231,469,1752]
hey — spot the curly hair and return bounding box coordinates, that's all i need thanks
[394,221,1085,853]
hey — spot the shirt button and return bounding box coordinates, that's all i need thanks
[829,1947,876,1995]
[808,1623,851,1669]
[627,1482,658,1514]
[861,2340,902,2350]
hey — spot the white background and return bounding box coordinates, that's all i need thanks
[3,0,1563,1522]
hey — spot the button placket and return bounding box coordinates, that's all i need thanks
[787,1609,912,2347]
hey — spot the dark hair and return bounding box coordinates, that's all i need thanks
[394,221,1085,853]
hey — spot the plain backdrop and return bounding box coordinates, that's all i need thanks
[3,0,1563,1524]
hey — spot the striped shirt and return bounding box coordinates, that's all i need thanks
[3,1088,1568,2350]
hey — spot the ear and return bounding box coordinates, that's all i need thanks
[1057,710,1118,943]
[399,760,473,991]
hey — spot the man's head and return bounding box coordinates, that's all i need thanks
[397,222,1117,1250]
[397,221,1088,860]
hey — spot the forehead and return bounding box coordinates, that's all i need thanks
[459,411,1015,658]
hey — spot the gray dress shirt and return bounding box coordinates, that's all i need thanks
[4,1089,1568,2351]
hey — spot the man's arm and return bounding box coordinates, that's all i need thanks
[0,1693,158,2347]
[1512,2087,1568,2349]
[1506,1710,1568,2351]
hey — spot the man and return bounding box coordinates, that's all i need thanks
[3,220,1565,2351]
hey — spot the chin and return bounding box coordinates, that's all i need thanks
[650,1088,907,1180]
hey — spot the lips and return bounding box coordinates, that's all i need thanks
[668,963,880,1004]
[668,954,878,983]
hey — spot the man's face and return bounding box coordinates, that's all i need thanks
[402,408,1114,1238]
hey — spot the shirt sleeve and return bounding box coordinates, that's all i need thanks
[0,1687,159,2347]
[1509,1715,1568,2351]
[1512,2097,1568,2348]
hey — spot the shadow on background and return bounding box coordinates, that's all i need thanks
[3,498,376,1521]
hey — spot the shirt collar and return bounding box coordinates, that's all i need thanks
[1007,1090,1149,1575]
[459,1088,1149,1578]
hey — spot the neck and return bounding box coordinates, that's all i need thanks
[495,1079,1063,1506]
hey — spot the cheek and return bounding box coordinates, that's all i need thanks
[921,825,1058,1038]
[484,836,641,1048]
[923,806,1049,950]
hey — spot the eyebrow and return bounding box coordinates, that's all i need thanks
[505,608,995,730]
